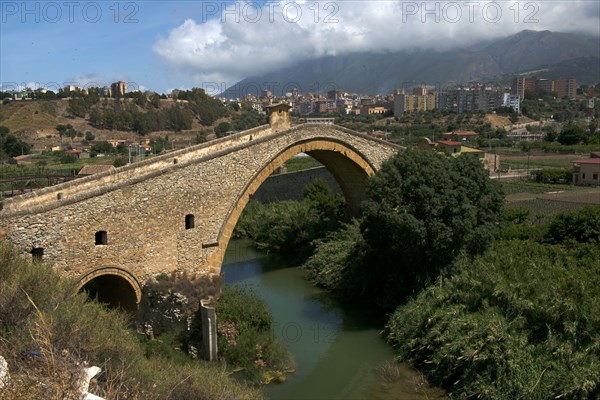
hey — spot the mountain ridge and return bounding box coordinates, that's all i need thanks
[222,30,599,97]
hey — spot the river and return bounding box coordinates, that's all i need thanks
[222,240,446,400]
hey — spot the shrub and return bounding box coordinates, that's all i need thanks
[234,179,345,255]
[214,286,293,384]
[386,240,600,399]
[530,168,572,184]
[545,206,600,244]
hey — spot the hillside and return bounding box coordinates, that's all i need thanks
[0,101,72,140]
[0,97,223,147]
[224,30,600,96]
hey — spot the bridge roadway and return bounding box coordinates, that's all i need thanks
[0,111,400,311]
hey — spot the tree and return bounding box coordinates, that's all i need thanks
[589,119,598,136]
[0,126,9,137]
[2,134,31,157]
[113,157,127,168]
[90,141,114,156]
[215,122,231,137]
[306,150,505,312]
[56,124,77,142]
[558,125,587,145]
[545,206,600,244]
[59,152,77,164]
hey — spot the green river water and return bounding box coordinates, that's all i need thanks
[222,240,446,400]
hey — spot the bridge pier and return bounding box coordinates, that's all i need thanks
[200,299,218,361]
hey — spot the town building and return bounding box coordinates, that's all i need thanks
[511,76,578,99]
[572,155,600,186]
[553,78,578,99]
[502,93,521,113]
[437,87,504,114]
[59,85,87,95]
[110,81,127,97]
[360,106,388,117]
[511,77,536,99]
[394,93,436,116]
[417,137,499,172]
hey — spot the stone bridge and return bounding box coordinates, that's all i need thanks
[0,106,400,311]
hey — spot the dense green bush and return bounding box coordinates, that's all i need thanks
[500,207,547,241]
[303,220,366,298]
[530,168,572,184]
[386,240,600,399]
[216,286,293,384]
[234,178,345,255]
[305,150,505,312]
[545,206,600,244]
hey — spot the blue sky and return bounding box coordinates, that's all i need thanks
[1,1,599,95]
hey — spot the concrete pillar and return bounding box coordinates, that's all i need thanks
[200,299,218,361]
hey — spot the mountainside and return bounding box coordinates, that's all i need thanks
[224,30,599,96]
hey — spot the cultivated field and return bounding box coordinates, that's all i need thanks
[504,180,600,222]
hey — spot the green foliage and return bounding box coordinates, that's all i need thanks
[90,141,114,155]
[176,88,228,126]
[530,168,572,184]
[58,151,77,164]
[558,124,588,145]
[303,220,366,296]
[386,240,600,399]
[0,125,9,136]
[55,124,78,141]
[67,93,99,117]
[113,157,127,168]
[151,136,170,153]
[358,150,504,310]
[500,207,547,242]
[215,286,293,384]
[215,122,231,137]
[235,200,319,254]
[545,206,600,244]
[234,179,345,255]
[231,110,267,131]
[283,156,322,172]
[88,99,195,133]
[514,140,598,153]
[1,133,31,157]
[217,286,272,333]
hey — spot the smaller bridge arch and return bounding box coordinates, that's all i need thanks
[76,267,142,314]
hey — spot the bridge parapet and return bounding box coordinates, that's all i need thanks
[0,124,273,217]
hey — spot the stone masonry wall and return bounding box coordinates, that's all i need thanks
[252,166,341,203]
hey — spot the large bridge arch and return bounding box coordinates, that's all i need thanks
[209,138,376,270]
[76,267,142,314]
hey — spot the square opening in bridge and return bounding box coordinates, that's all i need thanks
[95,231,108,245]
[31,247,44,261]
[185,214,195,230]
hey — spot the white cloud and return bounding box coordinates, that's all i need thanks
[153,1,600,84]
